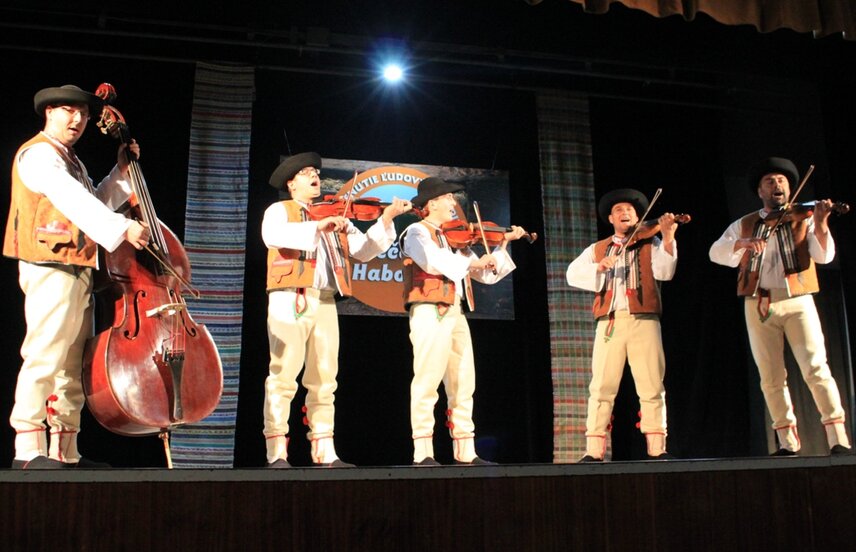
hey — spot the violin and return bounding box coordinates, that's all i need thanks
[620,214,691,248]
[440,220,538,249]
[308,195,427,222]
[309,195,387,221]
[761,200,850,224]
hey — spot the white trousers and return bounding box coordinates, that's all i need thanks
[409,302,476,448]
[11,262,93,461]
[744,294,846,432]
[586,312,667,437]
[264,288,340,463]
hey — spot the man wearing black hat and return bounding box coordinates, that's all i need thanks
[401,176,527,465]
[566,188,679,462]
[262,152,412,467]
[710,157,851,455]
[3,85,150,469]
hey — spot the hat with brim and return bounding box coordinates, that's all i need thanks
[410,177,464,208]
[268,152,322,196]
[34,85,103,117]
[746,157,799,193]
[597,188,649,223]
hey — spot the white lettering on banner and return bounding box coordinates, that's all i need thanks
[379,172,422,185]
[352,175,379,194]
[377,243,401,260]
[352,263,402,282]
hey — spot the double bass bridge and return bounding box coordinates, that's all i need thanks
[145,302,186,318]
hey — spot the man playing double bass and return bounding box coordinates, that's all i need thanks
[3,85,150,469]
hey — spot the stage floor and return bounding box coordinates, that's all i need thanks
[1,452,855,482]
[4,455,856,551]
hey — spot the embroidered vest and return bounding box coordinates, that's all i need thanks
[591,236,662,319]
[3,134,99,268]
[402,222,459,309]
[736,212,818,297]
[265,200,353,294]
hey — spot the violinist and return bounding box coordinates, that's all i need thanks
[261,151,412,468]
[401,176,527,465]
[3,85,150,469]
[566,188,678,462]
[709,157,851,456]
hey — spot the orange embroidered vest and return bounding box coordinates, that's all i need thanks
[402,222,459,309]
[266,200,353,294]
[3,134,98,268]
[591,236,662,319]
[736,212,818,297]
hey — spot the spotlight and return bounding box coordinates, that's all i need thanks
[382,63,404,83]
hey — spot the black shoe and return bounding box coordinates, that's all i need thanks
[646,452,676,460]
[770,448,798,457]
[67,457,111,469]
[830,445,852,456]
[454,457,496,466]
[413,457,441,466]
[10,456,67,469]
[266,459,292,468]
[312,459,355,468]
[578,455,603,463]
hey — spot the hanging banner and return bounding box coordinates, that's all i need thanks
[321,157,514,320]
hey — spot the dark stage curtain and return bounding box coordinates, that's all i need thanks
[525,0,856,39]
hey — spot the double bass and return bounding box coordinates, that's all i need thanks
[82,84,223,466]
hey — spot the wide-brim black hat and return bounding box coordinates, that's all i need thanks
[268,152,322,196]
[410,177,464,208]
[597,188,649,223]
[746,157,799,193]
[34,85,103,117]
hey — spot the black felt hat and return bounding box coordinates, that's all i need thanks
[33,85,103,117]
[268,152,322,195]
[597,188,649,223]
[746,157,799,193]
[410,177,464,208]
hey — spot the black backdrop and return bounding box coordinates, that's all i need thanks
[1,1,855,467]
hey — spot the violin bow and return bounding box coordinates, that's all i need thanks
[472,201,498,275]
[615,188,662,257]
[341,169,358,218]
[752,164,815,296]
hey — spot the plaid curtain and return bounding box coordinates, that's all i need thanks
[170,62,255,467]
[536,90,599,463]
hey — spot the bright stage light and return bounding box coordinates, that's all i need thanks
[382,63,404,83]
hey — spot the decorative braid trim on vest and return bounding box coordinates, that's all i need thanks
[591,236,661,319]
[736,212,818,297]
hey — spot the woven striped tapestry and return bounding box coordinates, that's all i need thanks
[536,91,599,463]
[170,62,255,468]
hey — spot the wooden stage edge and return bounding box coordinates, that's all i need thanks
[3,456,856,551]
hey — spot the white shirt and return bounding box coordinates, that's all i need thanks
[566,236,677,312]
[261,200,396,292]
[17,132,133,253]
[709,210,834,290]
